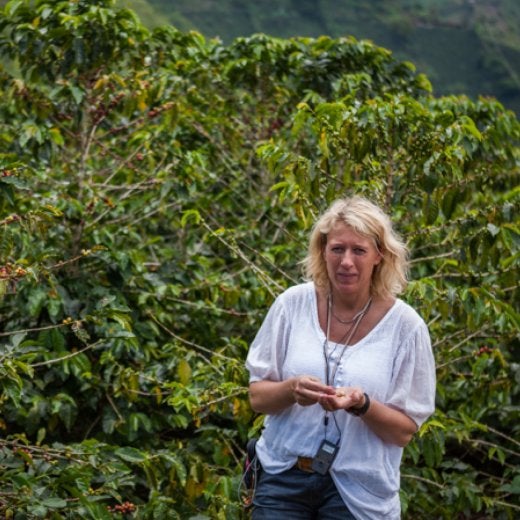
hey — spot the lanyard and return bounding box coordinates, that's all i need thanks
[321,293,371,439]
[323,293,372,387]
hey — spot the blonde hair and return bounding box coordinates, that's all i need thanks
[303,196,409,298]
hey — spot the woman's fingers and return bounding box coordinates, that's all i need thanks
[318,387,365,411]
[293,375,334,406]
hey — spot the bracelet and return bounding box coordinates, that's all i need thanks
[347,393,370,417]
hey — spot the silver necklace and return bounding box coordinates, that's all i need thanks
[331,295,372,325]
[323,294,372,386]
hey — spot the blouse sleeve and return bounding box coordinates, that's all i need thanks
[387,319,436,428]
[245,295,291,383]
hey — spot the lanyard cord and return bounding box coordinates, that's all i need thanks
[321,293,372,439]
[324,294,372,386]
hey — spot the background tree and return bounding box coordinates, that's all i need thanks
[0,0,518,518]
[118,0,520,115]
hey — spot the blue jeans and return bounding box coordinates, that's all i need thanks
[252,466,356,520]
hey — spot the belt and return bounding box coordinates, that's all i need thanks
[295,456,315,473]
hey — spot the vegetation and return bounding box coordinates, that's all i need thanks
[117,0,520,115]
[0,0,518,518]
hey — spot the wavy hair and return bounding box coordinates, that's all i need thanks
[303,196,409,298]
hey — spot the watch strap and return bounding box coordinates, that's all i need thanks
[347,393,370,417]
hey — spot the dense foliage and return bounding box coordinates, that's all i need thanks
[119,0,520,115]
[0,0,518,518]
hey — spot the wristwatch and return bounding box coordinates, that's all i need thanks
[347,393,371,417]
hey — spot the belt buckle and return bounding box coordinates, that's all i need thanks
[296,456,315,473]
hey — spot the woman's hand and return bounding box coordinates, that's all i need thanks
[249,376,335,414]
[319,386,418,447]
[318,386,365,412]
[250,380,417,446]
[292,375,336,407]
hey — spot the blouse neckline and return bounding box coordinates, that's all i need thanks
[310,282,400,350]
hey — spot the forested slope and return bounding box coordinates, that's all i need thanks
[119,0,520,115]
[0,0,518,518]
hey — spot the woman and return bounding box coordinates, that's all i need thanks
[245,196,436,519]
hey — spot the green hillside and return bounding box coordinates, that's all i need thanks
[118,0,520,114]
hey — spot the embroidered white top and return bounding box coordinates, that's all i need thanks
[246,282,436,520]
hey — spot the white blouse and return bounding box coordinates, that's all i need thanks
[246,282,436,520]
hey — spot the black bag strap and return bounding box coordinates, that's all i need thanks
[239,437,260,508]
[246,438,258,464]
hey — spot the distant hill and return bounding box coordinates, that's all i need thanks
[119,0,520,114]
[1,0,517,112]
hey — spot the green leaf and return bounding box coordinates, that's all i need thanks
[69,86,84,104]
[181,209,201,227]
[48,128,64,146]
[116,446,147,463]
[40,498,67,508]
[487,223,500,236]
[177,359,191,385]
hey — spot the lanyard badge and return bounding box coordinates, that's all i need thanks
[311,439,339,474]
